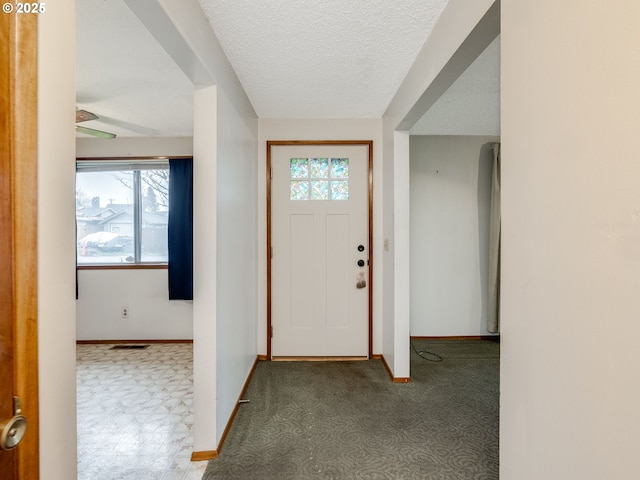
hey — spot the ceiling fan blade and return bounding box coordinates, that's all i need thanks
[76,109,98,123]
[75,125,117,139]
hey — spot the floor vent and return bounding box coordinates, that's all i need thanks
[110,345,150,350]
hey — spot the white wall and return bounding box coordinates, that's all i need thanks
[38,2,78,478]
[76,136,193,157]
[76,270,192,340]
[380,121,398,373]
[215,87,259,442]
[501,1,640,479]
[410,135,498,336]
[75,137,194,341]
[392,131,411,376]
[258,118,384,355]
[192,85,218,453]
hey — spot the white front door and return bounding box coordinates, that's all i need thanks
[271,143,370,357]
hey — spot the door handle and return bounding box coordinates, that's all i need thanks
[0,397,27,451]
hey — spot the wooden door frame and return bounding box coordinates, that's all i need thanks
[266,140,373,359]
[0,11,39,480]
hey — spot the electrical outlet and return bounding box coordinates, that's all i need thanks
[121,306,129,319]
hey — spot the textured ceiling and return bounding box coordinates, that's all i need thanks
[199,0,450,118]
[76,0,194,138]
[76,0,499,138]
[410,36,501,135]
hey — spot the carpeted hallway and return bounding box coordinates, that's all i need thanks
[203,339,499,479]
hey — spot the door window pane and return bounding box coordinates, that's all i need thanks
[290,158,309,178]
[290,157,351,201]
[310,158,329,178]
[331,181,349,200]
[290,180,309,200]
[331,158,349,178]
[311,180,329,200]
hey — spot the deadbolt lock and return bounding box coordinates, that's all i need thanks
[0,397,27,451]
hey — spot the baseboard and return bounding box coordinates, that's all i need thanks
[380,355,411,383]
[76,339,193,344]
[211,356,260,458]
[272,356,368,362]
[191,450,218,461]
[257,354,269,361]
[410,335,500,342]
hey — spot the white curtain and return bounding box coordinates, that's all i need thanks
[487,143,501,333]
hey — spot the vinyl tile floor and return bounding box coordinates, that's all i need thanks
[77,343,207,480]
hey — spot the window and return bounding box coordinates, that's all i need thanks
[289,157,350,200]
[76,160,169,265]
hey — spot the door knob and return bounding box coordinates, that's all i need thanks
[357,259,365,267]
[1,397,27,451]
[357,244,365,252]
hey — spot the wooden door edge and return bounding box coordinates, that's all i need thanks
[2,11,40,479]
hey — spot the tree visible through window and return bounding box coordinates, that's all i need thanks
[76,160,169,265]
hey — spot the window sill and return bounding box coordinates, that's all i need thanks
[77,264,168,271]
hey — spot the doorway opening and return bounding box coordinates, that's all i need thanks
[266,140,373,359]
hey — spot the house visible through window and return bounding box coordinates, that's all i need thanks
[76,160,169,265]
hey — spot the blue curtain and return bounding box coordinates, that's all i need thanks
[168,158,193,300]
